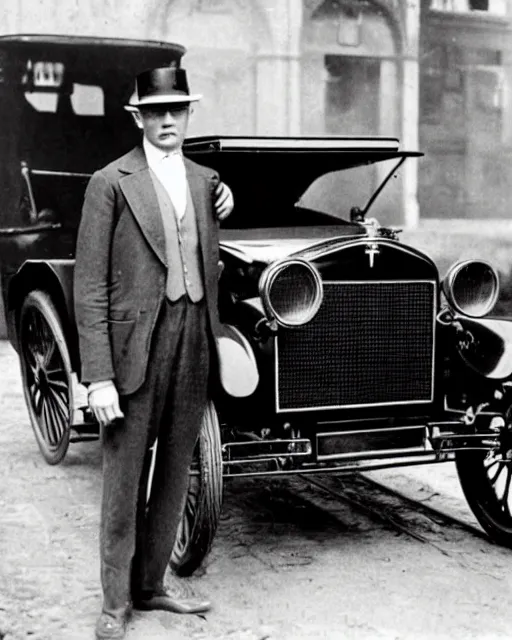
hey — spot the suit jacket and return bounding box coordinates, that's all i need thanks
[74,145,221,396]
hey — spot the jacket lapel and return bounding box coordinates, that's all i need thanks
[119,147,167,267]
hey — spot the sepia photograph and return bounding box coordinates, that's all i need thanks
[1,1,512,639]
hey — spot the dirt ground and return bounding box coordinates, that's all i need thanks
[2,339,512,640]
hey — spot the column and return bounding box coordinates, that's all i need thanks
[255,0,302,136]
[402,0,421,228]
[287,0,302,136]
[501,49,512,146]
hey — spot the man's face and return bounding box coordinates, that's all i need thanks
[134,103,191,152]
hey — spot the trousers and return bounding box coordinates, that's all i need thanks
[99,297,210,612]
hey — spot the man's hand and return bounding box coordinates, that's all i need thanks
[214,182,234,221]
[88,380,124,427]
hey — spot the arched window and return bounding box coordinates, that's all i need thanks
[301,0,399,137]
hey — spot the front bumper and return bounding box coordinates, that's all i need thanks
[221,415,502,478]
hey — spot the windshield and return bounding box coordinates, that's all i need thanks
[184,137,413,231]
[217,156,408,231]
[297,158,405,223]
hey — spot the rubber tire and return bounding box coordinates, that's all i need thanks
[18,290,73,465]
[170,401,223,576]
[456,449,512,547]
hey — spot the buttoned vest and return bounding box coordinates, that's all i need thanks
[149,171,205,303]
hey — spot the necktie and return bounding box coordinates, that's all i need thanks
[162,152,187,220]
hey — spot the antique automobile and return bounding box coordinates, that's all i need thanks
[3,35,512,577]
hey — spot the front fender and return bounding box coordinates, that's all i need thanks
[7,259,77,363]
[10,258,75,319]
[216,324,259,397]
[455,316,512,380]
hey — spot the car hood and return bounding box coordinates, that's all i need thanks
[219,228,365,264]
[220,238,322,263]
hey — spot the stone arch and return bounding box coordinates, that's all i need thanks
[300,0,403,137]
[147,0,272,136]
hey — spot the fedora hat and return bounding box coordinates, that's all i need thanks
[125,67,201,110]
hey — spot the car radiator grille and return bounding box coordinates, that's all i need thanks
[275,281,436,412]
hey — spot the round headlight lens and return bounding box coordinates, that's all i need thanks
[442,260,499,318]
[259,259,323,327]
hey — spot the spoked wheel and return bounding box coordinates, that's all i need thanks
[456,448,512,547]
[170,401,223,576]
[18,290,73,465]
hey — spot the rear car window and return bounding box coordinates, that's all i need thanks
[23,60,105,116]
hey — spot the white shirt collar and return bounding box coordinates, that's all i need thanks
[143,137,183,168]
[142,137,187,220]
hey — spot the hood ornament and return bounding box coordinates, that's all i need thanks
[363,217,380,268]
[365,242,380,268]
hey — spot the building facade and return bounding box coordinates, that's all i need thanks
[419,0,512,219]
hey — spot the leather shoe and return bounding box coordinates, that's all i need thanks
[95,607,130,640]
[134,588,211,614]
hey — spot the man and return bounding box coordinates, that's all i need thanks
[74,66,233,640]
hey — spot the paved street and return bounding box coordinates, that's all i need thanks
[2,340,512,640]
